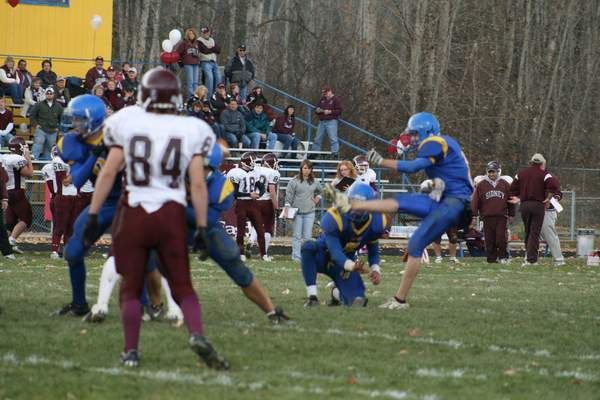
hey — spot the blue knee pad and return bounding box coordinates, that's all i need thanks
[207,225,253,287]
[406,197,465,257]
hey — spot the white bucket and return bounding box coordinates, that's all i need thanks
[576,229,596,257]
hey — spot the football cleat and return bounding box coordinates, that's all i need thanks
[379,298,410,310]
[304,295,320,308]
[499,258,510,265]
[448,257,462,264]
[434,256,443,264]
[50,251,61,260]
[262,255,273,262]
[54,302,90,317]
[83,304,108,323]
[327,285,341,307]
[189,334,230,370]
[4,254,16,260]
[121,349,140,368]
[267,306,291,325]
[9,238,24,255]
[142,303,163,322]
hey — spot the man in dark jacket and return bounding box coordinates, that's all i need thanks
[29,87,63,160]
[471,161,514,264]
[245,103,277,149]
[508,153,560,266]
[224,44,255,102]
[84,56,107,91]
[311,85,342,159]
[219,99,246,148]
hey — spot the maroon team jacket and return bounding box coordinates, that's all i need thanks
[471,177,514,218]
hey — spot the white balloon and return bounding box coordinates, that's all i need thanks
[168,29,182,44]
[90,15,102,30]
[161,39,173,53]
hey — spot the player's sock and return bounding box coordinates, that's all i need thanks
[306,285,318,297]
[179,293,204,336]
[96,256,120,310]
[69,261,87,305]
[394,296,406,304]
[121,298,142,351]
[264,232,272,253]
[161,277,182,316]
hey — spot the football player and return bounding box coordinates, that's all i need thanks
[41,146,78,259]
[227,152,269,261]
[353,154,377,192]
[302,182,386,307]
[333,112,473,310]
[2,137,34,254]
[253,152,280,259]
[84,67,227,369]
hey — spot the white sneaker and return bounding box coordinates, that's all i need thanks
[434,256,443,264]
[521,260,538,267]
[554,260,565,266]
[50,251,60,260]
[240,254,247,262]
[499,258,510,265]
[379,297,410,310]
[9,238,23,254]
[449,257,461,264]
[4,254,16,260]
[262,255,273,262]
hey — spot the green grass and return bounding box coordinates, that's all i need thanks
[1,253,599,399]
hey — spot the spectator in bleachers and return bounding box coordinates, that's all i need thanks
[186,84,209,112]
[272,105,299,159]
[84,56,107,91]
[175,28,201,99]
[188,99,223,138]
[22,77,45,117]
[198,26,222,98]
[29,87,63,160]
[284,159,323,262]
[225,44,255,102]
[122,67,139,96]
[0,166,15,259]
[36,59,57,89]
[103,80,125,111]
[246,102,277,150]
[103,66,122,90]
[229,83,251,117]
[331,160,357,192]
[115,62,129,83]
[53,77,71,108]
[92,84,110,108]
[0,56,22,105]
[246,86,274,120]
[312,85,342,159]
[16,59,32,96]
[0,98,15,147]
[122,86,136,107]
[210,82,231,119]
[219,98,246,148]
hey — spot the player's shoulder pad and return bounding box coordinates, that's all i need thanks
[321,207,344,233]
[417,136,448,163]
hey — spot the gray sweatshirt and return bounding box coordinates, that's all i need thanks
[285,176,323,214]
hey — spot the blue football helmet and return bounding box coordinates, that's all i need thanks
[406,112,440,147]
[62,94,107,138]
[347,182,375,223]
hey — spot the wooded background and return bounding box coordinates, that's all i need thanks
[112,0,600,194]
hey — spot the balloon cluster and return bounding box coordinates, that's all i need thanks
[90,15,102,30]
[160,30,182,65]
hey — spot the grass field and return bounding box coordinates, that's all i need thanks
[1,253,599,400]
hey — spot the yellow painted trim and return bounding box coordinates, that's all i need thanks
[219,179,234,204]
[352,213,372,236]
[326,207,343,232]
[419,136,448,157]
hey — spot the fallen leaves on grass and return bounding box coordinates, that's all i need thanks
[408,328,420,337]
[503,368,518,376]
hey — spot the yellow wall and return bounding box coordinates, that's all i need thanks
[0,0,113,79]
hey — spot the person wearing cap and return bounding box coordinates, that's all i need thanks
[175,28,202,98]
[311,85,342,159]
[0,56,23,104]
[471,161,514,264]
[36,59,57,89]
[53,76,71,108]
[122,66,139,96]
[198,26,222,98]
[508,154,560,266]
[29,86,64,160]
[210,82,231,118]
[84,56,107,91]
[103,66,122,90]
[539,168,565,266]
[224,44,256,102]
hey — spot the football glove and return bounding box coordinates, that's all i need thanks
[83,213,100,247]
[324,183,351,213]
[193,227,209,261]
[366,148,383,166]
[428,177,446,202]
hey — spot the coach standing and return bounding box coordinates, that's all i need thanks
[508,154,560,266]
[540,172,564,266]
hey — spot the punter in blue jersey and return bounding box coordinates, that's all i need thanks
[332,112,473,310]
[301,182,388,307]
[53,95,121,316]
[181,144,289,324]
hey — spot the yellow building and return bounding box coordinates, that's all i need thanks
[0,0,113,79]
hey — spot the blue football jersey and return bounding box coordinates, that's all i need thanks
[417,135,473,200]
[207,172,235,226]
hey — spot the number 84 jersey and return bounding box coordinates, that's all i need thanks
[103,106,215,213]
